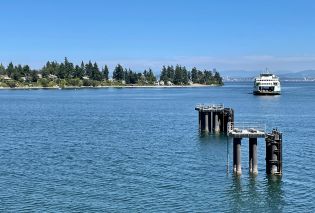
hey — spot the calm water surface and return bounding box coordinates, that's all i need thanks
[0,82,314,212]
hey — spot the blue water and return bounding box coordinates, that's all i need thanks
[0,82,314,212]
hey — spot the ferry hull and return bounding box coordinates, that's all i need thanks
[253,91,281,95]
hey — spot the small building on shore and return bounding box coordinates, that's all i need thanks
[0,75,12,81]
[82,76,90,80]
[167,81,173,86]
[48,74,57,80]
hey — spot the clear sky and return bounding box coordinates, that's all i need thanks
[1,0,315,72]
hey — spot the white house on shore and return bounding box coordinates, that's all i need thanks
[82,76,89,80]
[48,74,57,80]
[158,81,164,86]
[0,75,11,81]
[166,81,173,86]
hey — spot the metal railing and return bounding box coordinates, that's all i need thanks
[196,103,224,110]
[228,122,266,133]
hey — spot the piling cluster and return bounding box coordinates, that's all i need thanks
[195,104,234,133]
[195,104,283,176]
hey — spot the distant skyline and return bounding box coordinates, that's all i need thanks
[1,0,315,72]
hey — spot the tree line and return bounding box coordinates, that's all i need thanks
[0,57,223,87]
[160,65,223,85]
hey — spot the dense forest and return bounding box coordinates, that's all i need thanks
[0,58,223,88]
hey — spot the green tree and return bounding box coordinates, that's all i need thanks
[30,70,39,82]
[103,65,109,80]
[57,63,66,79]
[197,70,204,84]
[187,71,191,82]
[113,64,124,81]
[181,66,189,84]
[166,65,175,82]
[91,62,102,81]
[214,70,223,85]
[73,65,84,79]
[6,62,14,78]
[12,65,22,81]
[85,61,93,78]
[144,68,156,84]
[80,61,85,77]
[191,67,198,83]
[39,78,49,87]
[42,62,51,78]
[64,57,74,78]
[173,65,183,85]
[160,65,168,82]
[0,63,5,75]
[23,65,31,78]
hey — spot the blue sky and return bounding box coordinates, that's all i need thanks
[1,0,315,72]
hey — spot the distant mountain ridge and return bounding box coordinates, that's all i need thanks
[279,70,315,78]
[221,70,315,78]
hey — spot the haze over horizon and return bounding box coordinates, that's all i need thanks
[1,0,315,73]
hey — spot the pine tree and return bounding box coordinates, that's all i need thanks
[160,66,168,82]
[145,68,156,84]
[173,65,183,85]
[30,70,39,82]
[57,63,66,79]
[0,63,5,75]
[63,57,74,78]
[85,61,93,78]
[113,64,124,81]
[182,66,189,84]
[6,62,14,78]
[91,62,102,81]
[214,70,223,85]
[80,61,85,75]
[166,65,175,82]
[191,67,198,83]
[103,65,109,80]
[74,65,84,79]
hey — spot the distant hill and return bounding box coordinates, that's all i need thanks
[220,70,260,78]
[279,70,315,78]
[221,70,315,79]
[221,70,287,78]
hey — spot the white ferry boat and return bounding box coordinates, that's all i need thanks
[253,72,281,95]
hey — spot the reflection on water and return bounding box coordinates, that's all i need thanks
[230,175,243,212]
[266,175,284,212]
[248,175,259,201]
[228,174,284,212]
[198,133,230,167]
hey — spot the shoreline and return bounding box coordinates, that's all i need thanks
[0,84,221,90]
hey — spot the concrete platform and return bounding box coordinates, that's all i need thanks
[228,122,266,138]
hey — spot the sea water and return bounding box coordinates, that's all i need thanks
[0,82,314,212]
